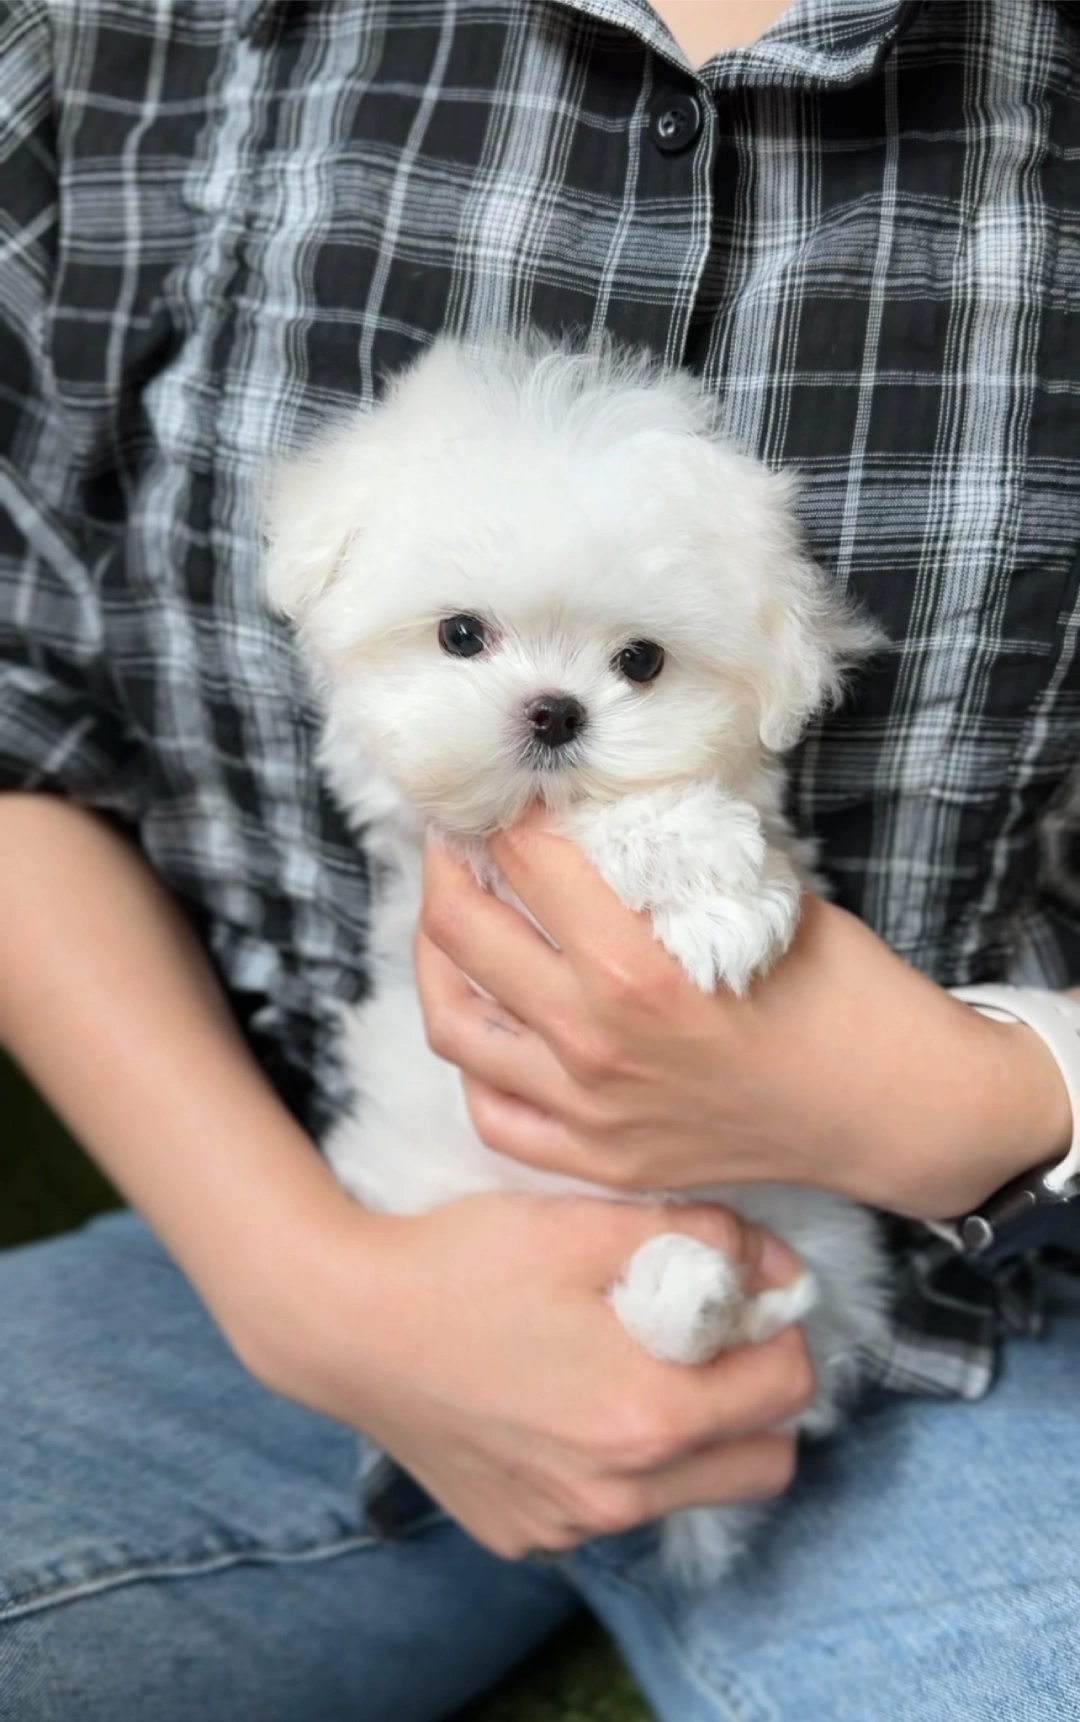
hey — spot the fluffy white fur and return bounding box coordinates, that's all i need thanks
[265,336,891,1584]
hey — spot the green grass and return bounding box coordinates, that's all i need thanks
[453,1619,651,1721]
[0,1049,653,1722]
[0,1049,123,1249]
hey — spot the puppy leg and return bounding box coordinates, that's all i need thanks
[612,1233,819,1587]
[562,784,801,995]
[611,1230,817,1365]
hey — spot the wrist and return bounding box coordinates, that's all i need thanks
[989,1016,1071,1169]
[923,1009,1072,1222]
[227,1175,399,1402]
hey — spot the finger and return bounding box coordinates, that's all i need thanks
[644,1324,816,1450]
[585,1199,803,1298]
[512,1431,797,1553]
[636,1431,798,1519]
[416,933,581,1117]
[580,1324,815,1481]
[421,843,572,1030]
[460,1075,589,1168]
[490,816,659,971]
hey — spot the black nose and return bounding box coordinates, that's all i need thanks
[526,694,587,750]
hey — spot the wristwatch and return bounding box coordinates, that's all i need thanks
[933,986,1080,1269]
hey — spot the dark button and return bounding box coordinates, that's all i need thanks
[648,92,704,155]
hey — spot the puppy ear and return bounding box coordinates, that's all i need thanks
[743,468,883,752]
[263,412,370,622]
[755,568,881,751]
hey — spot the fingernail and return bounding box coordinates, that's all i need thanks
[758,1228,800,1288]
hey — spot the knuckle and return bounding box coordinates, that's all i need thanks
[592,940,679,1015]
[494,1532,531,1561]
[591,1403,683,1471]
[476,1516,534,1560]
[558,1122,635,1189]
[590,950,649,1012]
[591,1156,640,1193]
[419,891,459,952]
[498,1507,569,1561]
[568,1088,619,1135]
[622,1414,683,1471]
[579,1482,645,1539]
[556,1026,618,1085]
[464,1086,502,1149]
[571,1408,621,1467]
[573,1096,641,1160]
[791,1350,818,1412]
[772,1328,817,1411]
[623,1149,674,1193]
[543,1524,588,1554]
[757,1436,799,1499]
[423,998,458,1059]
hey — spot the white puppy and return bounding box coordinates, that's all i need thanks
[265,336,891,1583]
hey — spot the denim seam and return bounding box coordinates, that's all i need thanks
[567,1556,775,1722]
[0,1530,381,1626]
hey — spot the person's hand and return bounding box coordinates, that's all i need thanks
[241,1190,813,1560]
[416,818,1072,1221]
[0,800,814,1566]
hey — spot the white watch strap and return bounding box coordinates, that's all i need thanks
[949,984,1080,1193]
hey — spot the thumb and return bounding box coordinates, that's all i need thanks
[599,1200,802,1295]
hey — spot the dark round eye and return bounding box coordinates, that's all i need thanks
[614,639,665,684]
[438,614,489,658]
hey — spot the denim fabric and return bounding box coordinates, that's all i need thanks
[0,1213,577,1721]
[2,1211,1078,1721]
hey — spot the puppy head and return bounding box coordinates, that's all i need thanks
[266,338,877,834]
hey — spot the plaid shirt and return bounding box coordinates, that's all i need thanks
[2,0,1079,1400]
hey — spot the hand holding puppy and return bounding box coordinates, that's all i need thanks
[258,1192,813,1563]
[417,818,1071,1222]
[265,336,893,1579]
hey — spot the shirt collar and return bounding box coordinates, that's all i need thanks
[239,4,1077,92]
[238,0,918,73]
[561,0,922,88]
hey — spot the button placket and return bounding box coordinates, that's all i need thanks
[648,90,704,155]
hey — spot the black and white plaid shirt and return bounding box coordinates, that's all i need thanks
[2,0,1079,1399]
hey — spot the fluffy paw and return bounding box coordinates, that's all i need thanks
[611,1232,819,1367]
[661,1503,764,1586]
[612,1233,744,1365]
[651,865,800,994]
[736,1271,818,1343]
[563,785,802,995]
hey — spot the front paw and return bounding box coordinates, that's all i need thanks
[652,863,800,994]
[611,1233,745,1365]
[562,786,801,995]
[611,1231,819,1365]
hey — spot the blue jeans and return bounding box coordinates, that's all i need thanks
[1,1211,1078,1721]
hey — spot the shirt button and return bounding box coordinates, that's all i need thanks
[648,92,704,155]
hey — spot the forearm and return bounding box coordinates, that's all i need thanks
[417,839,1076,1221]
[0,792,371,1346]
[0,794,825,1562]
